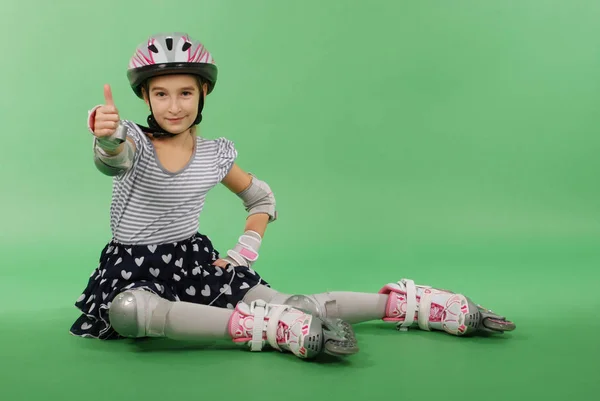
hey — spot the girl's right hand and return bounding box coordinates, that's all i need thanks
[93,84,121,138]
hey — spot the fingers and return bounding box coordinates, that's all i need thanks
[96,111,119,121]
[94,120,121,136]
[212,259,229,268]
[93,84,120,137]
[104,84,114,106]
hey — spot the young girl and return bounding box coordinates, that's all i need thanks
[71,32,516,360]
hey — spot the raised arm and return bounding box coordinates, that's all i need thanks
[88,84,136,176]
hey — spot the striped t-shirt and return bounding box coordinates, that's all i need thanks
[107,120,237,245]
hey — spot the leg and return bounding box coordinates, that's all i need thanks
[108,288,358,359]
[243,279,516,337]
[243,286,388,324]
[377,279,516,336]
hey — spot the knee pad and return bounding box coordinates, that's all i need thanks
[109,289,169,338]
[282,293,339,319]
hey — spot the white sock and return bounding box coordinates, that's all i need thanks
[162,300,234,340]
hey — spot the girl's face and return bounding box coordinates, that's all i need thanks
[143,74,206,133]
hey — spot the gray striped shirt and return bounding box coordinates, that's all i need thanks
[108,120,237,245]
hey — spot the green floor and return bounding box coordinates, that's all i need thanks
[2,0,600,399]
[1,238,598,401]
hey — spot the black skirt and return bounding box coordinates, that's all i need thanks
[69,232,269,340]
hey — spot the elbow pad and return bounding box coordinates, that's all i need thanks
[237,175,277,222]
[93,139,135,176]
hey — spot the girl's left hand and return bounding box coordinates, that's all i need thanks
[212,259,229,268]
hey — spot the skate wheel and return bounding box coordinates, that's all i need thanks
[483,317,516,332]
[322,318,359,357]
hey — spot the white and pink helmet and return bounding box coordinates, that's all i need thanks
[126,32,218,98]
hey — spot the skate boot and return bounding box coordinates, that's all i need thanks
[228,299,359,359]
[379,278,516,336]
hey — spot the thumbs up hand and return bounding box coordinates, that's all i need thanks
[89,84,127,155]
[93,84,121,138]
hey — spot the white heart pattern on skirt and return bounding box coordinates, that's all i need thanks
[148,245,157,253]
[220,284,232,295]
[162,254,172,264]
[186,286,196,296]
[150,268,160,277]
[121,270,132,280]
[201,285,211,297]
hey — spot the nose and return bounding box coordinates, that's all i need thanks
[168,98,182,114]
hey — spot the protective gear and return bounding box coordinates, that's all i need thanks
[126,32,217,138]
[281,294,337,319]
[92,122,134,176]
[237,175,277,222]
[379,278,516,336]
[242,286,388,325]
[93,139,135,176]
[108,289,234,340]
[222,230,262,267]
[127,32,217,97]
[94,122,128,152]
[108,289,167,338]
[281,294,355,343]
[228,299,358,359]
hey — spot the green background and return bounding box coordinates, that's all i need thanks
[1,0,598,400]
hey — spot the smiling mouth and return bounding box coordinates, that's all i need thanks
[166,117,184,122]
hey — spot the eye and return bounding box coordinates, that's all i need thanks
[182,91,192,96]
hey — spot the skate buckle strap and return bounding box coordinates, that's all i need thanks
[248,300,291,352]
[398,279,417,331]
[249,300,267,351]
[397,278,433,332]
[264,305,289,352]
[417,288,433,331]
